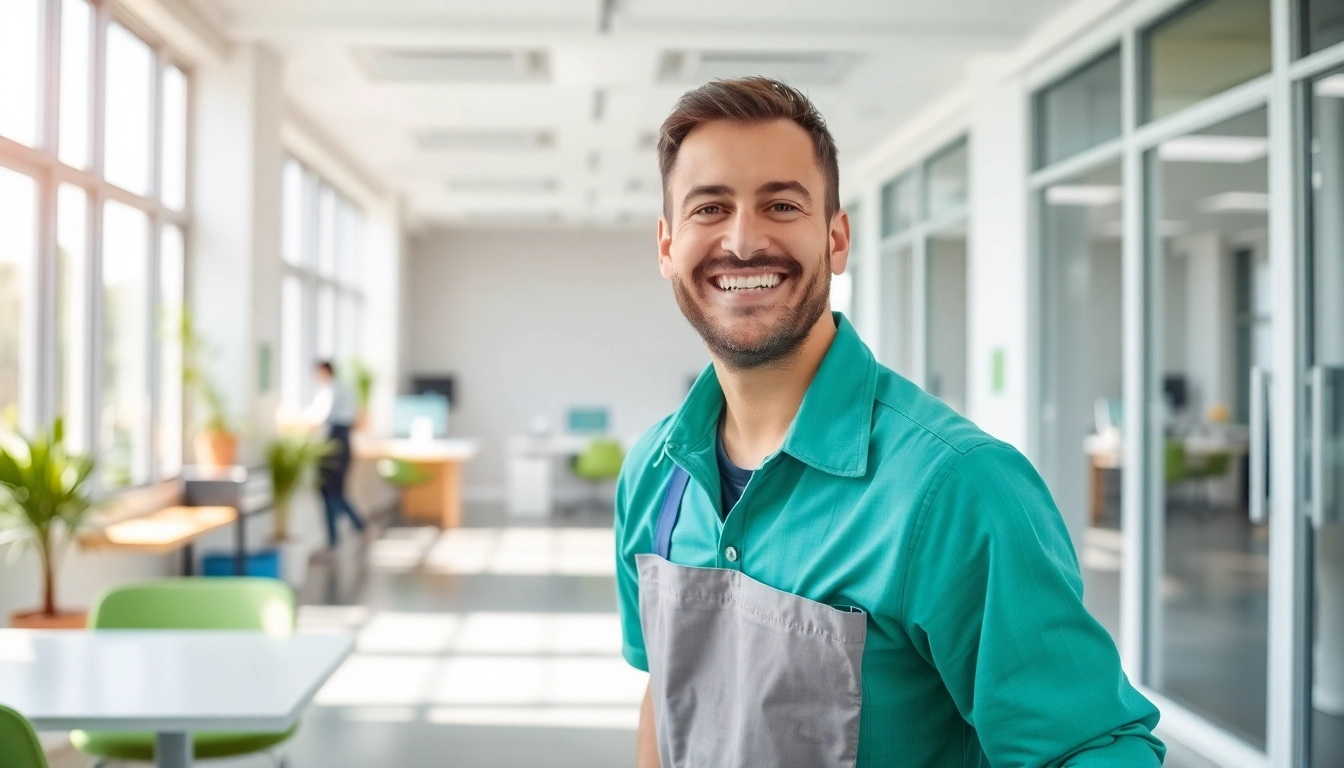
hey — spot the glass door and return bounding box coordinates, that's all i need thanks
[1306,65,1344,767]
[1147,106,1271,750]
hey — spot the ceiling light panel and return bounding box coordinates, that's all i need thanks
[1158,136,1268,163]
[415,129,555,152]
[358,48,550,83]
[657,51,858,86]
[447,177,560,194]
[1045,185,1122,207]
[1200,192,1270,213]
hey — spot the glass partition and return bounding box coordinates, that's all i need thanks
[1035,48,1123,169]
[1144,0,1271,123]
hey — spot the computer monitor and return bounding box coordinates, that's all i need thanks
[394,393,450,439]
[567,406,609,435]
[413,375,455,407]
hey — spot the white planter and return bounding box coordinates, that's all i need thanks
[275,538,312,591]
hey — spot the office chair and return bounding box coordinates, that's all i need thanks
[70,579,297,768]
[570,439,624,514]
[0,705,49,768]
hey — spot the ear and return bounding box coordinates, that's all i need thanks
[828,209,852,275]
[657,216,674,280]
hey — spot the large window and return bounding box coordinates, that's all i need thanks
[1142,0,1271,122]
[0,0,189,491]
[280,157,365,414]
[1034,47,1122,169]
[873,139,970,412]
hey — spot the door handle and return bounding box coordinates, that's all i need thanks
[1311,366,1344,529]
[1250,366,1269,525]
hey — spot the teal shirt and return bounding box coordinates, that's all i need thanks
[615,314,1164,767]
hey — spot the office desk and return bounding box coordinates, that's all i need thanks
[506,434,633,517]
[354,437,479,528]
[1083,430,1250,522]
[0,629,353,768]
[81,506,237,575]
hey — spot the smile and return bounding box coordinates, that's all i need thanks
[712,273,786,292]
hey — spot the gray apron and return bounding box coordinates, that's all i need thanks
[637,465,867,767]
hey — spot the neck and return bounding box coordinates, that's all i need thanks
[715,312,837,470]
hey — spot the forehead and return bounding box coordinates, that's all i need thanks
[667,119,824,194]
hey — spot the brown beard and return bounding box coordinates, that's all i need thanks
[672,248,831,370]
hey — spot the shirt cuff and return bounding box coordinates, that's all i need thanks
[623,643,649,672]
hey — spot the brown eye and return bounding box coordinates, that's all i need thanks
[772,203,798,213]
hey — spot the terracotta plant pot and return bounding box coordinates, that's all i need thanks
[10,609,87,629]
[354,411,370,433]
[195,429,238,468]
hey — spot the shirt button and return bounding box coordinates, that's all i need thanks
[725,546,739,562]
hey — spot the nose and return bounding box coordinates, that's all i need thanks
[721,208,770,260]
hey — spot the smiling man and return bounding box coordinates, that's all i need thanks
[613,77,1164,767]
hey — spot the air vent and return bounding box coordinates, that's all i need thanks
[446,177,559,194]
[357,48,550,83]
[657,50,857,86]
[465,210,562,225]
[415,128,555,152]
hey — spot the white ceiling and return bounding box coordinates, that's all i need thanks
[208,0,1075,228]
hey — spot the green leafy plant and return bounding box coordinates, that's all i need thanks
[178,309,233,435]
[349,358,375,414]
[266,433,335,541]
[0,418,96,617]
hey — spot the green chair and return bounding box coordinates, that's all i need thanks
[570,439,625,513]
[70,579,297,767]
[1164,440,1188,487]
[1185,451,1233,508]
[0,705,49,768]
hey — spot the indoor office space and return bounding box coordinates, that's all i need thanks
[1,0,1344,766]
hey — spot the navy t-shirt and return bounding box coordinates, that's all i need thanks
[715,433,754,519]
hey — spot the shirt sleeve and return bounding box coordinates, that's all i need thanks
[614,455,649,672]
[900,442,1165,767]
[305,386,333,427]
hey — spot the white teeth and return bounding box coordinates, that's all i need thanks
[715,273,782,291]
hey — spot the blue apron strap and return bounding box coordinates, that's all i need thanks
[653,466,691,560]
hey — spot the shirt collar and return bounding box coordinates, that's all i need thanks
[664,312,877,479]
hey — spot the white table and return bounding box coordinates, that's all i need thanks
[506,434,635,517]
[0,629,353,768]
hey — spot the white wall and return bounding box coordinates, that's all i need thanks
[407,227,708,497]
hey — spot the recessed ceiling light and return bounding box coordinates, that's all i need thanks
[1100,220,1189,238]
[415,129,555,152]
[657,50,858,86]
[357,48,549,83]
[1316,74,1344,98]
[1200,191,1269,213]
[446,177,559,194]
[1045,185,1121,207]
[1158,136,1267,163]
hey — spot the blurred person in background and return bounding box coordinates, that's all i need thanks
[306,360,368,552]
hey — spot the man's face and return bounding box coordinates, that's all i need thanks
[658,119,850,370]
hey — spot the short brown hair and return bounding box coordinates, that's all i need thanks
[657,76,840,220]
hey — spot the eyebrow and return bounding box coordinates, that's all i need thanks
[756,180,811,203]
[681,184,733,213]
[681,180,813,213]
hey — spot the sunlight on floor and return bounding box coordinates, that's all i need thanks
[367,527,616,576]
[308,607,644,731]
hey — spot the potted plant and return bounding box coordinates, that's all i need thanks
[266,432,334,542]
[0,418,96,629]
[179,311,237,467]
[349,359,374,432]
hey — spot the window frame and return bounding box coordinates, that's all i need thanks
[0,0,192,493]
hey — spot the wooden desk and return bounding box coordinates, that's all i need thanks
[354,438,479,528]
[82,506,238,574]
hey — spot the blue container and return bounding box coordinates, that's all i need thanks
[201,549,281,579]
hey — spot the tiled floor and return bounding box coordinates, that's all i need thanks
[45,502,1227,767]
